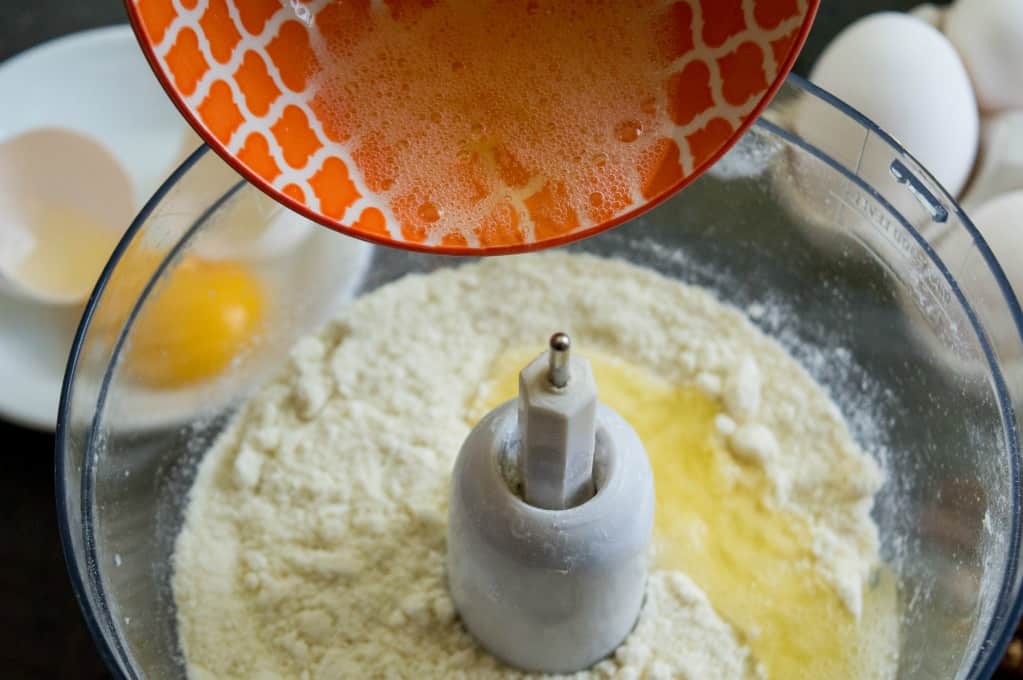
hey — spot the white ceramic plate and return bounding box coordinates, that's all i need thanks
[0,25,193,431]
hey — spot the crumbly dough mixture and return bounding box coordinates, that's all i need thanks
[173,253,883,679]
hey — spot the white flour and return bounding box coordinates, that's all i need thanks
[173,252,883,679]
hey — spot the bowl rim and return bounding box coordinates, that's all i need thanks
[55,141,212,678]
[55,73,1023,679]
[122,0,820,256]
[775,74,1023,679]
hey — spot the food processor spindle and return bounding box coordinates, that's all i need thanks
[447,332,655,673]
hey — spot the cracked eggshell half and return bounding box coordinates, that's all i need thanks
[192,188,317,262]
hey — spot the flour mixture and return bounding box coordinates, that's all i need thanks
[173,253,898,679]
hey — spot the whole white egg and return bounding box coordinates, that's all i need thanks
[801,12,979,198]
[960,111,1023,211]
[909,3,945,29]
[954,190,1023,289]
[945,0,1023,112]
[898,190,1023,393]
[937,190,1023,352]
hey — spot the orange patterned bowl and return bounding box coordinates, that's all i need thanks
[126,0,817,254]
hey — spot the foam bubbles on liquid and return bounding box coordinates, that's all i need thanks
[311,0,681,243]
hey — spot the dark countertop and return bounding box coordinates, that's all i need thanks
[5,1,1020,679]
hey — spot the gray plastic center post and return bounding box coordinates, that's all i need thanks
[447,333,655,673]
[518,332,597,510]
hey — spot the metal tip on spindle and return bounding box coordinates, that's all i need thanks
[548,332,571,388]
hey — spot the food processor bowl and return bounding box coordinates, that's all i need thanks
[57,75,1023,679]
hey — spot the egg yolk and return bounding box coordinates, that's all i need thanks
[123,257,265,388]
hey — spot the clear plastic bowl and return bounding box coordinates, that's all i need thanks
[57,76,1023,679]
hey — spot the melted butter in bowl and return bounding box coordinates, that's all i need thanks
[473,348,899,679]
